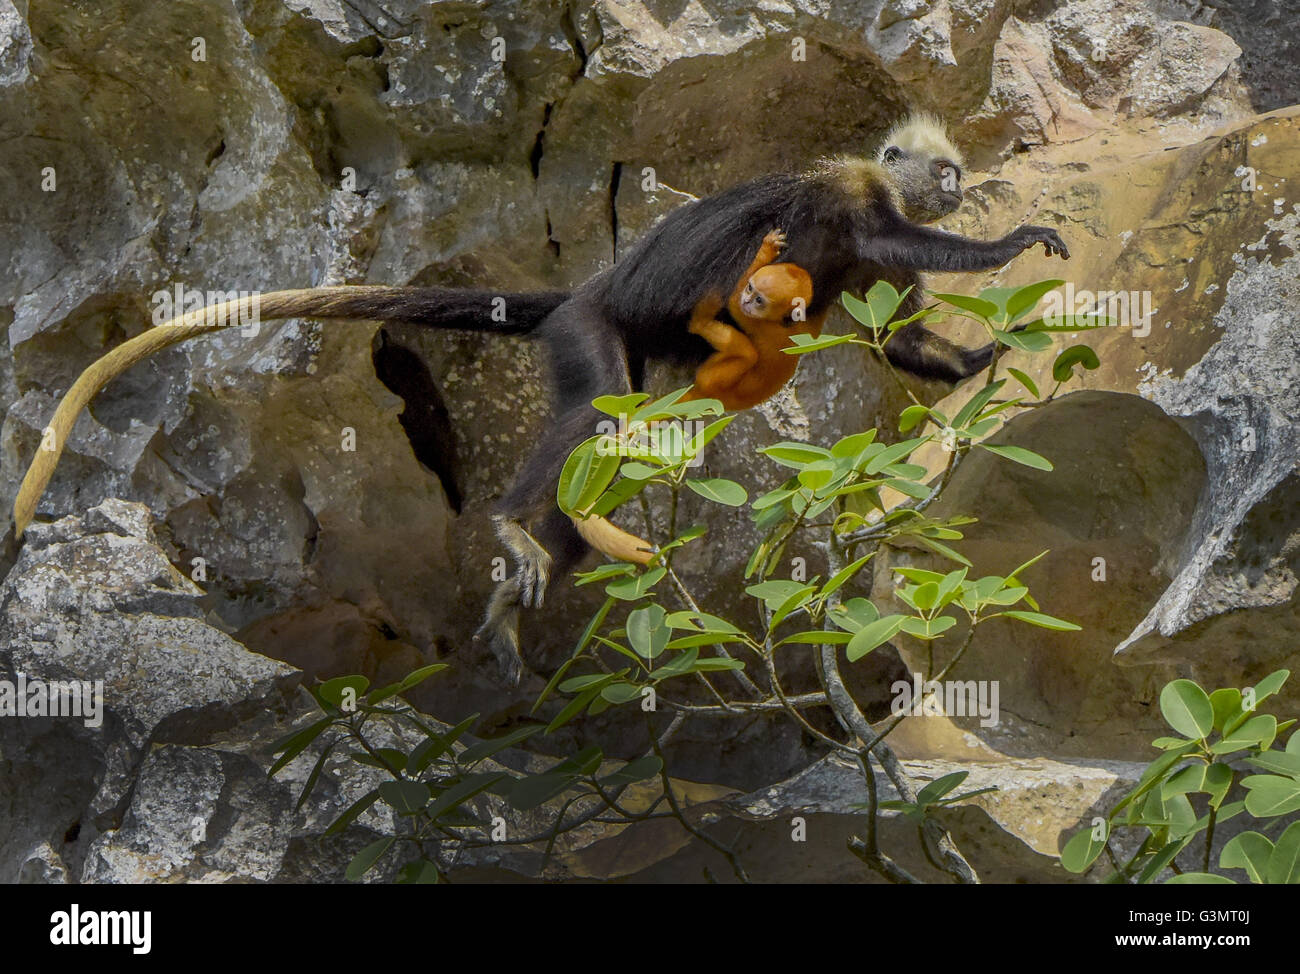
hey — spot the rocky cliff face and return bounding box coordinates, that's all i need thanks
[1,0,1296,882]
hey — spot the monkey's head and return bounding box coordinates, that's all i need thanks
[741,264,813,324]
[876,114,965,224]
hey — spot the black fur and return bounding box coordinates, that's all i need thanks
[336,287,567,334]
[378,160,1068,680]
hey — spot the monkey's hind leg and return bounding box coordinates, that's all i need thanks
[491,513,553,609]
[475,574,525,686]
[474,507,590,685]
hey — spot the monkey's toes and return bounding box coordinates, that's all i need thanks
[518,563,551,609]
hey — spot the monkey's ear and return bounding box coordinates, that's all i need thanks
[882,145,903,164]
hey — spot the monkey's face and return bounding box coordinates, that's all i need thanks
[882,146,963,224]
[742,265,813,323]
[739,279,775,319]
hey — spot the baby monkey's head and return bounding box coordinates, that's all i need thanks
[739,264,813,325]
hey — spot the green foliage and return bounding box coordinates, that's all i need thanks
[269,277,1106,884]
[875,771,997,823]
[267,664,663,883]
[1060,671,1300,884]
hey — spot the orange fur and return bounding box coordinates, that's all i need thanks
[683,230,822,410]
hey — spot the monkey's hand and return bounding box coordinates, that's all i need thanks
[1006,225,1070,260]
[763,228,788,253]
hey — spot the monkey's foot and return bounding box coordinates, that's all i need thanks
[491,514,553,609]
[475,576,524,687]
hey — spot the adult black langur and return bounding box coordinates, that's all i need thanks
[5,115,1067,685]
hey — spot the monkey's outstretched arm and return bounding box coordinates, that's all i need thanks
[861,220,1069,272]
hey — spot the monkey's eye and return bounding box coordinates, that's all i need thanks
[933,159,961,181]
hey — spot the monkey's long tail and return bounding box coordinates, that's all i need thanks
[5,285,648,573]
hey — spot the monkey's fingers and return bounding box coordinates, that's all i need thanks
[519,557,550,609]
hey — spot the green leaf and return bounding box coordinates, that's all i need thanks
[1165,872,1235,884]
[978,443,1053,471]
[557,435,621,516]
[993,328,1054,352]
[1212,714,1278,754]
[770,585,818,629]
[379,780,430,816]
[1220,831,1274,884]
[425,772,508,820]
[829,597,880,633]
[1052,344,1100,383]
[1000,610,1080,631]
[626,604,671,659]
[831,430,878,458]
[325,788,380,836]
[775,630,854,646]
[1138,837,1192,884]
[747,579,809,604]
[1210,687,1243,733]
[1246,750,1300,776]
[600,682,644,704]
[910,581,940,611]
[915,535,973,567]
[900,615,957,639]
[933,292,999,319]
[295,740,338,811]
[864,438,925,475]
[1162,763,1207,800]
[599,755,663,787]
[1205,762,1234,808]
[507,771,576,811]
[786,332,855,353]
[846,614,907,661]
[1006,367,1039,399]
[760,442,832,467]
[458,725,546,765]
[592,392,649,417]
[1266,821,1300,884]
[395,859,440,884]
[952,380,1005,431]
[630,387,691,422]
[1242,775,1300,817]
[606,566,665,600]
[619,461,660,480]
[820,553,874,599]
[899,404,931,432]
[686,416,735,457]
[1006,279,1065,323]
[268,716,335,776]
[917,771,968,804]
[1160,679,1215,740]
[686,477,748,506]
[346,837,395,881]
[1249,668,1291,707]
[317,676,370,709]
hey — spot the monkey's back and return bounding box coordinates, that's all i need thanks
[600,167,887,373]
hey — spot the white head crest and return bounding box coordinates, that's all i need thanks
[876,113,964,168]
